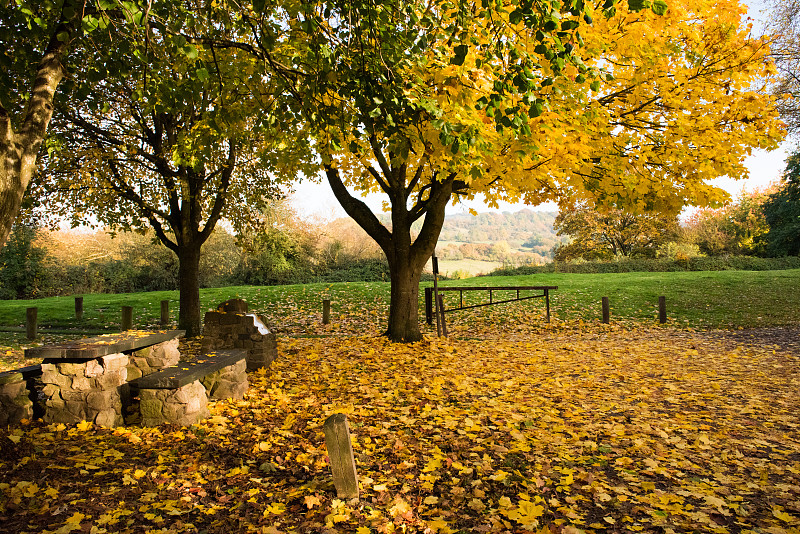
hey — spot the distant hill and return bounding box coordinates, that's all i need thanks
[434,209,561,266]
[331,208,562,273]
[439,209,557,245]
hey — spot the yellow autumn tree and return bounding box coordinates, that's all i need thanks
[253,0,783,341]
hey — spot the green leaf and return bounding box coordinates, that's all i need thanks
[196,68,210,81]
[628,0,650,11]
[651,0,668,15]
[451,44,468,66]
[252,0,267,13]
[590,80,601,91]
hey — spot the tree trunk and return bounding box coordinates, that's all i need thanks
[385,229,426,342]
[177,243,202,337]
[0,2,79,249]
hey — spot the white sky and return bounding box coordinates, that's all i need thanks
[289,0,794,221]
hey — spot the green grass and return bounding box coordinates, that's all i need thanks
[438,269,800,329]
[0,269,797,341]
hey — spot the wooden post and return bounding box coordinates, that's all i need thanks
[26,307,37,340]
[432,255,442,337]
[74,297,83,321]
[658,296,667,324]
[160,300,170,327]
[545,288,551,323]
[437,294,448,337]
[323,299,331,325]
[323,413,359,500]
[602,297,610,324]
[121,306,133,331]
[424,288,433,325]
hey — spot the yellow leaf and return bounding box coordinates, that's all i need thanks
[773,508,794,523]
[66,512,85,524]
[423,495,439,505]
[356,528,371,534]
[304,495,321,509]
[133,469,147,479]
[7,435,21,444]
[76,420,93,432]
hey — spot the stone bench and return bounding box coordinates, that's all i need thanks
[0,365,42,426]
[134,349,248,426]
[22,329,184,427]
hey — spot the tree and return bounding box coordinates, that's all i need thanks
[762,152,800,256]
[765,0,800,134]
[0,1,89,250]
[225,0,781,341]
[553,205,677,261]
[682,188,775,256]
[36,3,312,336]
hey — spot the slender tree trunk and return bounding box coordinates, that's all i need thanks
[177,243,202,337]
[0,1,80,249]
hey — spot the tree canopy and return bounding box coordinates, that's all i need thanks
[762,152,800,256]
[34,1,313,335]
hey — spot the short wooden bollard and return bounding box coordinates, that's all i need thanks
[74,297,83,321]
[601,297,610,324]
[26,307,38,340]
[323,413,359,500]
[160,300,170,327]
[121,306,133,331]
[658,296,667,324]
[322,299,331,325]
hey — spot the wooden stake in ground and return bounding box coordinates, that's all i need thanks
[160,300,170,327]
[659,296,667,324]
[75,297,83,321]
[323,299,331,325]
[121,306,133,331]
[323,413,359,500]
[26,307,37,340]
[602,297,610,324]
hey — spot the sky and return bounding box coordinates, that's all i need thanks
[289,0,794,222]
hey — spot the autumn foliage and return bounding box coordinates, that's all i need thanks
[1,309,798,533]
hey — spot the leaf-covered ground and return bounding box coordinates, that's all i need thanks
[1,317,799,534]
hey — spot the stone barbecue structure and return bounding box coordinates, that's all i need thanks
[201,299,277,372]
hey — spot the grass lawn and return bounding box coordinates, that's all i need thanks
[0,269,796,343]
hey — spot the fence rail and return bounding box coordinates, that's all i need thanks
[424,285,557,325]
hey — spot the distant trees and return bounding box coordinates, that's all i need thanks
[681,188,775,256]
[553,205,678,261]
[762,153,800,256]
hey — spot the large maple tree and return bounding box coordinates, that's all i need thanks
[275,0,783,342]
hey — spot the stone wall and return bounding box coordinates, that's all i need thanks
[0,370,34,426]
[126,338,180,381]
[139,381,209,427]
[202,311,277,372]
[201,358,248,401]
[40,354,128,427]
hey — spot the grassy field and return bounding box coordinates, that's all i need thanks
[0,269,796,343]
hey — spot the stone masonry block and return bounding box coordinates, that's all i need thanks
[102,353,129,372]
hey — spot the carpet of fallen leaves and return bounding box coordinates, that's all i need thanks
[2,315,800,534]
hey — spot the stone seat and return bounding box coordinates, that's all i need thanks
[133,349,248,426]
